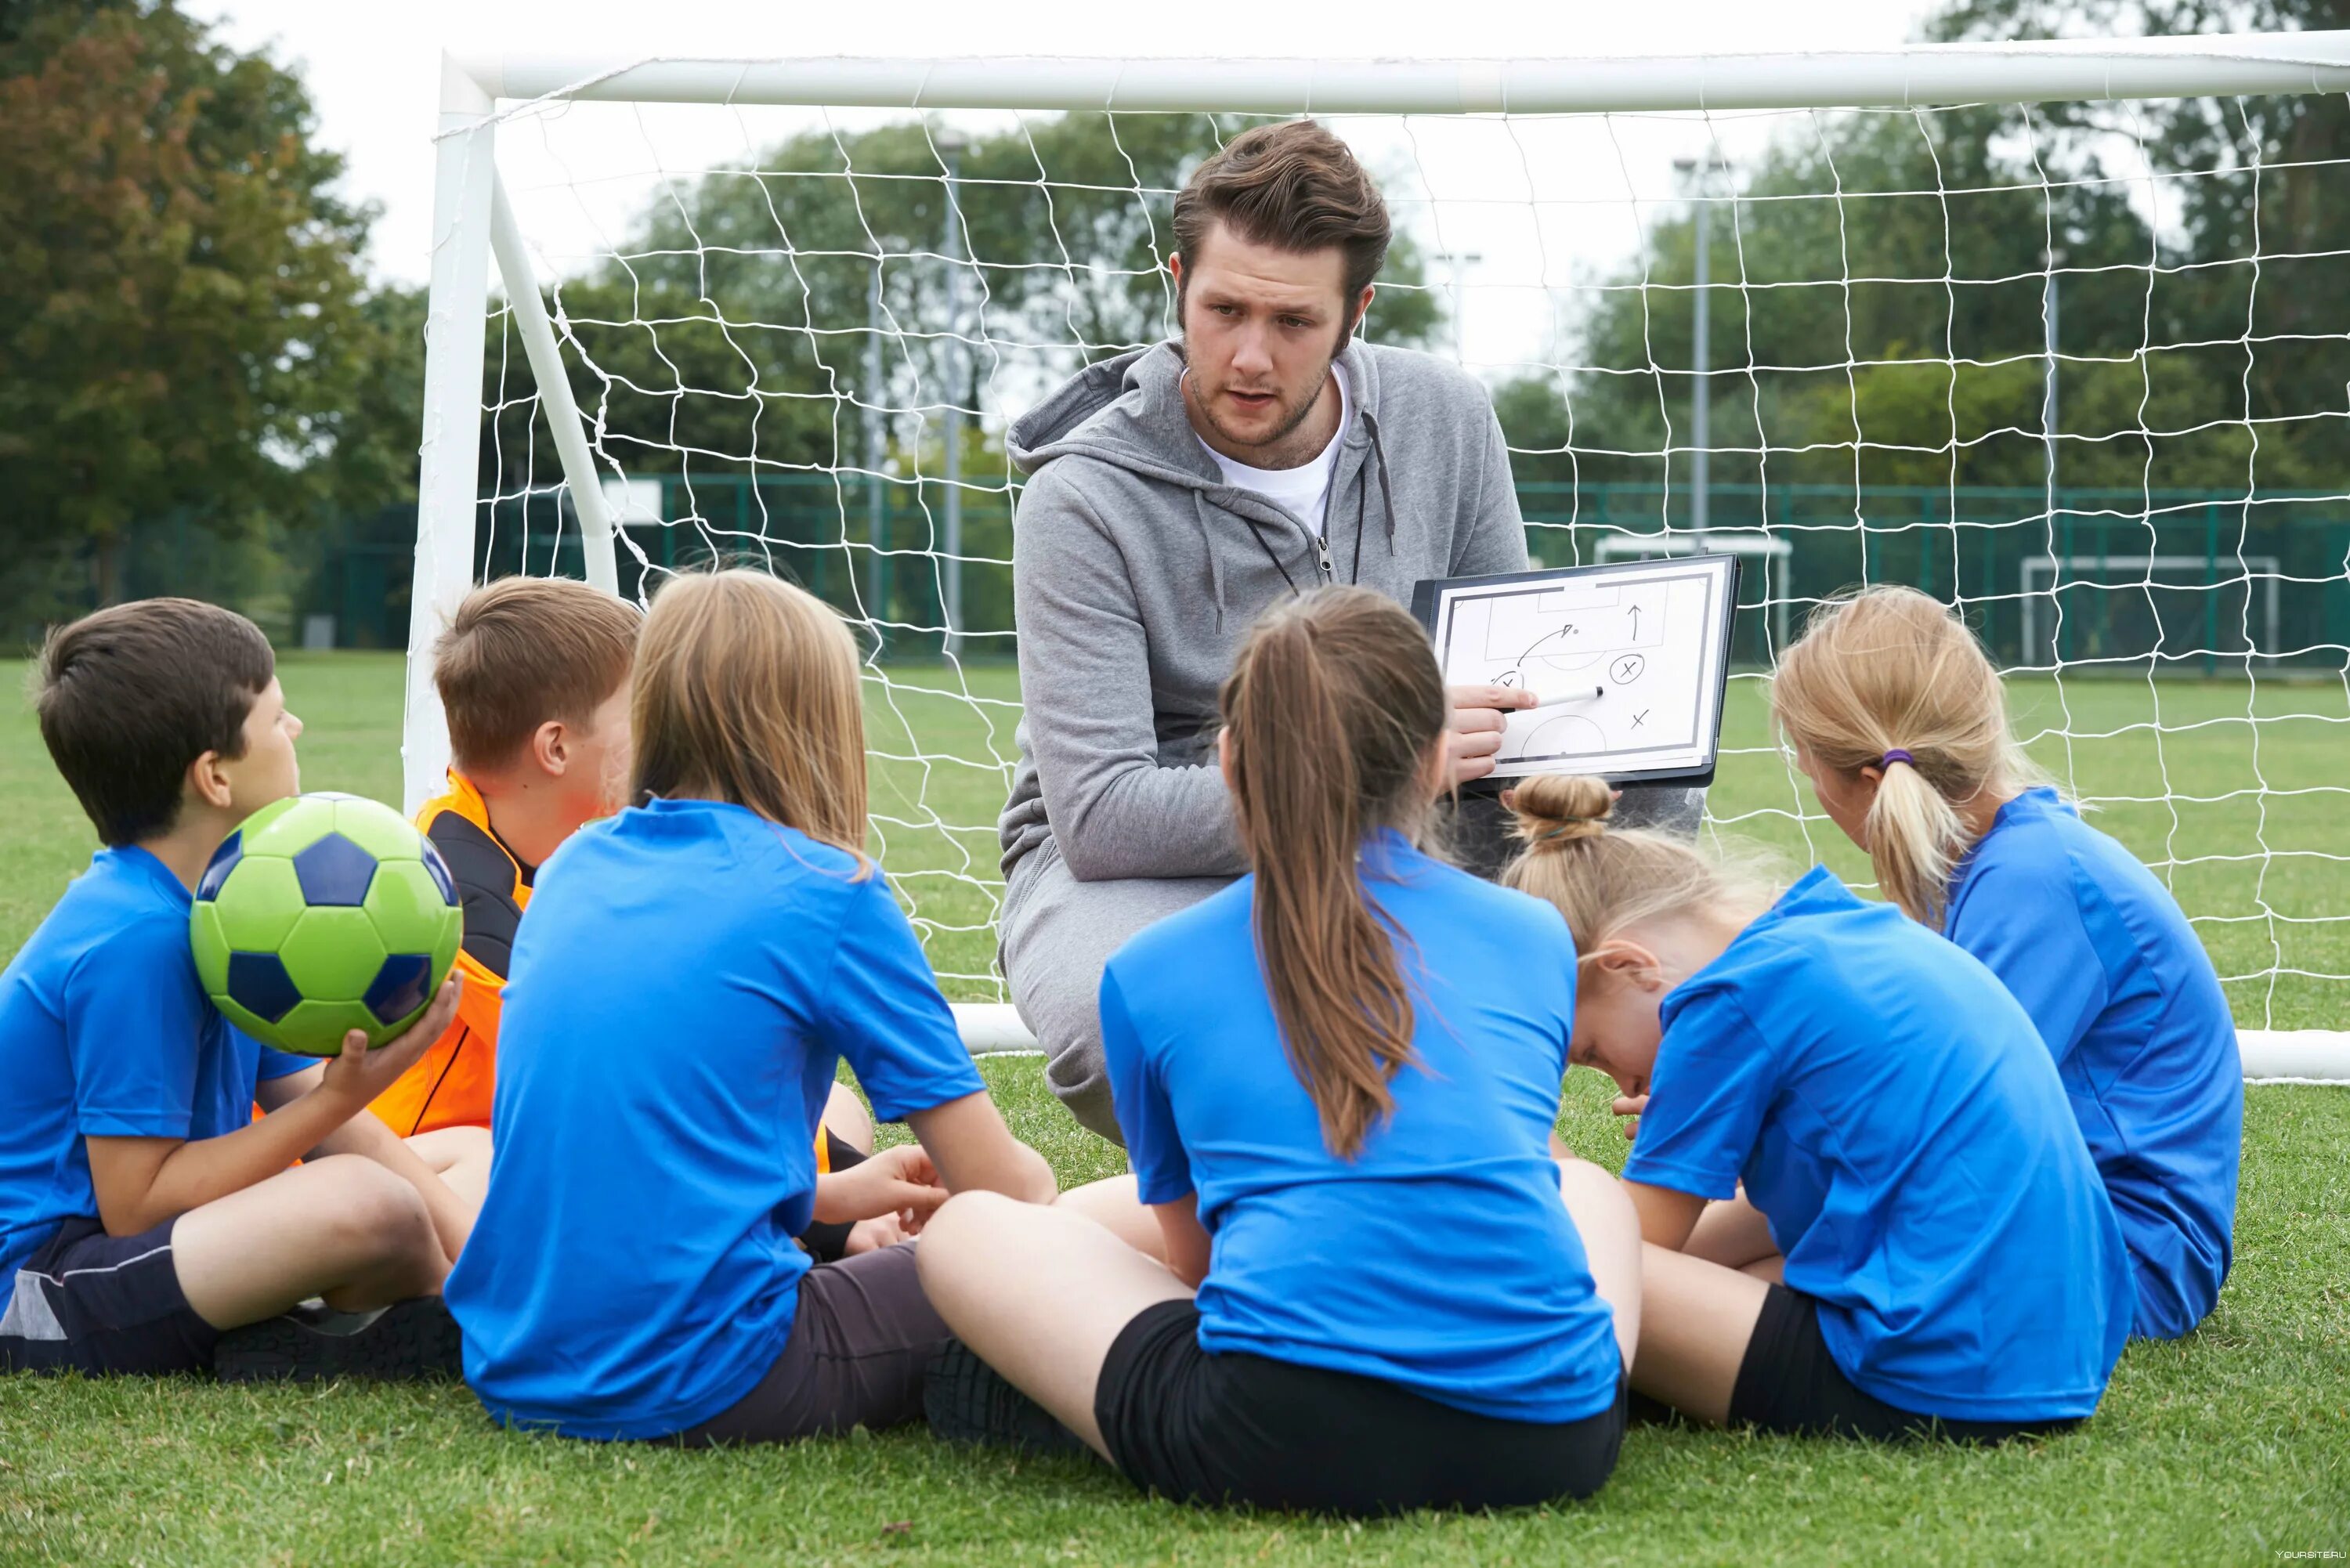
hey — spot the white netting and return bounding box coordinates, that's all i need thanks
[442,74,2350,1025]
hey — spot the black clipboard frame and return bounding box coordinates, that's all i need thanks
[1412,552,1744,793]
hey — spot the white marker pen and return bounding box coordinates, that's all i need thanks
[1519,685,1604,713]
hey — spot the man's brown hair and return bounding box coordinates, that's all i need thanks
[36,598,277,847]
[1172,121,1391,323]
[434,577,641,773]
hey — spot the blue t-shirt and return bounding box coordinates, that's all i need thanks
[1623,866,2133,1422]
[1945,787,2243,1339]
[1103,833,1623,1424]
[0,846,309,1305]
[443,798,988,1440]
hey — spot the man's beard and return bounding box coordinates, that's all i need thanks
[1186,358,1334,457]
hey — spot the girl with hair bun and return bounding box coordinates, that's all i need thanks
[1773,585,2241,1339]
[1502,779,2133,1442]
[918,587,1640,1516]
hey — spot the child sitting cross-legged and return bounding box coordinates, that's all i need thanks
[374,575,913,1259]
[1502,775,2135,1442]
[916,587,1641,1516]
[1773,586,2243,1339]
[1,599,478,1382]
[443,569,1057,1444]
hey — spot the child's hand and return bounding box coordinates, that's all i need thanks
[812,1143,950,1230]
[844,1212,913,1254]
[319,977,462,1110]
[1611,1093,1649,1142]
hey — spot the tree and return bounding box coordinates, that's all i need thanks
[1498,0,2350,513]
[1932,0,2350,492]
[0,2,379,605]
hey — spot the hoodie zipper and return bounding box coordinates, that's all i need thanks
[1314,535,1334,583]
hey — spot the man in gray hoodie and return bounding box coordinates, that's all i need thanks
[997,122,1691,1140]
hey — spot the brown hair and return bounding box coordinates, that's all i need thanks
[36,598,276,846]
[433,576,642,772]
[630,570,870,869]
[1501,776,1776,957]
[1221,587,1446,1158]
[1771,586,2046,925]
[1173,121,1391,323]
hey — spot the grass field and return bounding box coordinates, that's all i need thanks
[3,653,2347,1566]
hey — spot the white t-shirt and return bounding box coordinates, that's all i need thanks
[1196,365,1350,539]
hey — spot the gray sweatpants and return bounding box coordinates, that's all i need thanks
[999,785,1706,1143]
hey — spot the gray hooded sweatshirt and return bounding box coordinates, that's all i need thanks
[997,338,1528,887]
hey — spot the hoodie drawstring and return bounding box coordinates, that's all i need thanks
[1350,410,1399,586]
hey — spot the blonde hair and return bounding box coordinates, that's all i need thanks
[1223,587,1447,1160]
[1770,585,2044,925]
[630,570,870,871]
[1501,775,1775,956]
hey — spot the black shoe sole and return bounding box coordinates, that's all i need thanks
[923,1338,1092,1458]
[214,1295,464,1384]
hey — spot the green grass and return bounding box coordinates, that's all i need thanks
[3,653,2347,1565]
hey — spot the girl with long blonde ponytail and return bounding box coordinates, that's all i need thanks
[1499,778,2135,1443]
[1771,584,2243,1342]
[917,587,1640,1516]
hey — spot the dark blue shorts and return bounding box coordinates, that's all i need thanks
[0,1215,219,1376]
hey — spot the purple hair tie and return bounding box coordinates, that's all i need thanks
[1879,748,1915,769]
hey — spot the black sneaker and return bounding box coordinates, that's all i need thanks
[923,1338,1091,1458]
[213,1295,464,1384]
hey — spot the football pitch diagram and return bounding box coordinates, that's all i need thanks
[1429,555,1737,779]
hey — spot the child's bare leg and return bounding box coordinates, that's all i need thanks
[821,1081,876,1156]
[1556,1159,1643,1371]
[1685,1189,1781,1272]
[403,1125,492,1212]
[917,1190,1193,1460]
[1053,1174,1166,1262]
[170,1155,446,1329]
[1629,1244,1773,1425]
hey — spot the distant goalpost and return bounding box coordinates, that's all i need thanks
[407,35,2350,1078]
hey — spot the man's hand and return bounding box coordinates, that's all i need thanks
[1445,684,1538,786]
[813,1143,952,1230]
[317,977,462,1111]
[1611,1093,1650,1143]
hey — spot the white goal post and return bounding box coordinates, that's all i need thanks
[407,34,2350,1079]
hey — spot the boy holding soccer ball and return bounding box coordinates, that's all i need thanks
[0,599,479,1382]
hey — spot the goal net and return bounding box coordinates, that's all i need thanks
[408,38,2350,1051]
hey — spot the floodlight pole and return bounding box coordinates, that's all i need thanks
[2043,251,2062,502]
[1691,190,1708,538]
[939,129,967,660]
[1676,154,1727,539]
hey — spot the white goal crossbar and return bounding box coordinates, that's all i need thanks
[411,33,2350,1082]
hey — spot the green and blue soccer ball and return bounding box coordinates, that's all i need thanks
[190,793,463,1057]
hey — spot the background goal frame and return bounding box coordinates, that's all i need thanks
[410,33,2350,1077]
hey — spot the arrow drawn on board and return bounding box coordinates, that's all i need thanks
[1627,604,1642,638]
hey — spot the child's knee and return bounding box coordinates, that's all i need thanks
[308,1156,438,1262]
[916,1190,1018,1282]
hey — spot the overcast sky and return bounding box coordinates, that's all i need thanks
[183,0,1950,298]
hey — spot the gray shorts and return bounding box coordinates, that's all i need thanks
[672,1245,946,1447]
